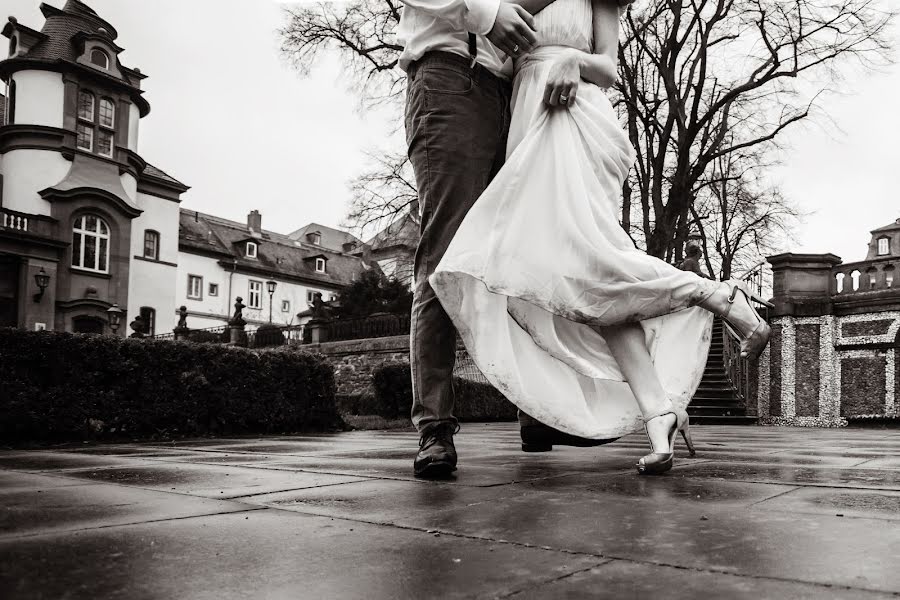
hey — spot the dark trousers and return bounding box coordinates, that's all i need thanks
[405,52,512,431]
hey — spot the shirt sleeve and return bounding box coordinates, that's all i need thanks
[400,0,502,35]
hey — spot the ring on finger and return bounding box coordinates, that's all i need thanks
[512,44,519,54]
[559,94,569,103]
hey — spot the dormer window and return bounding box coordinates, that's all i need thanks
[308,232,322,245]
[315,258,326,273]
[877,237,890,256]
[90,48,109,69]
[246,241,258,258]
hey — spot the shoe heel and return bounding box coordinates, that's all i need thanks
[680,421,696,457]
[522,442,552,452]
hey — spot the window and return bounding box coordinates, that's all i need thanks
[306,290,317,303]
[73,315,105,335]
[90,48,109,69]
[315,258,326,273]
[187,275,203,299]
[281,300,290,312]
[76,91,95,151]
[308,232,322,245]
[246,241,257,258]
[878,237,890,256]
[143,230,159,260]
[139,306,156,336]
[5,79,15,125]
[248,280,262,309]
[76,90,115,157]
[209,283,219,296]
[72,214,110,273]
[886,270,895,288]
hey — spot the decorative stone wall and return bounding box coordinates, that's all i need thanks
[758,310,900,427]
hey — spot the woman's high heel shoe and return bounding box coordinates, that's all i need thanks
[636,409,695,476]
[718,280,775,361]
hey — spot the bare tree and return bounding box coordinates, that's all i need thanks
[344,150,418,234]
[618,0,895,260]
[280,0,895,253]
[689,149,802,280]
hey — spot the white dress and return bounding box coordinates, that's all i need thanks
[429,0,718,439]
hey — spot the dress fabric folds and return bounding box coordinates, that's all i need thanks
[429,0,717,439]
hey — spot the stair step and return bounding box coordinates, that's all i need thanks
[688,405,748,417]
[689,415,758,426]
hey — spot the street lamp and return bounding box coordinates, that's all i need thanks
[33,267,51,303]
[266,280,277,323]
[106,303,124,335]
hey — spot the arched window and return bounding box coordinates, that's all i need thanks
[72,214,110,273]
[877,237,890,256]
[835,272,845,294]
[73,315,105,335]
[90,48,109,69]
[143,230,160,260]
[850,269,861,292]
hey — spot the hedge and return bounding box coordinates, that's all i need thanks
[0,328,341,443]
[370,364,517,421]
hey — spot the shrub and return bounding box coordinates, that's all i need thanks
[371,364,517,421]
[0,328,341,444]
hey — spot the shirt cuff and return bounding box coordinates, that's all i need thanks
[464,0,501,35]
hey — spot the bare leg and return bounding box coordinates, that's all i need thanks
[595,322,676,453]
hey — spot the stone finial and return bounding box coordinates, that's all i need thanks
[129,315,146,338]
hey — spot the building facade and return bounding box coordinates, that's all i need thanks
[178,210,374,330]
[0,0,188,335]
[757,218,900,426]
[0,1,376,336]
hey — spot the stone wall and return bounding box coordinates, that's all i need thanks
[757,284,900,426]
[307,335,410,399]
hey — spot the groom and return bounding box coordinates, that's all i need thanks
[400,0,613,477]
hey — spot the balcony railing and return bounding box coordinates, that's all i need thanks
[0,207,59,239]
[322,312,411,343]
[831,257,899,297]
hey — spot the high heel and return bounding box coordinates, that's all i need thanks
[718,280,774,361]
[636,409,695,475]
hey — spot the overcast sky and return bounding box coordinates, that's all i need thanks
[7,0,899,262]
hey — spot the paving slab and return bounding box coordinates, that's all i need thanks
[510,559,895,599]
[2,424,900,598]
[0,510,604,600]
[0,478,257,539]
[58,462,368,499]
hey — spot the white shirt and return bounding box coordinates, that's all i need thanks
[397,0,513,79]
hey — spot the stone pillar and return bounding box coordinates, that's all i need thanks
[228,324,247,347]
[762,253,846,427]
[307,319,328,344]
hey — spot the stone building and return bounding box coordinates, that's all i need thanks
[757,218,900,426]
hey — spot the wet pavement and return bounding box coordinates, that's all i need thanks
[2,424,899,599]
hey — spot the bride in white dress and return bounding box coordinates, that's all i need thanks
[430,0,771,474]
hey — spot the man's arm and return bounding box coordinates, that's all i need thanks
[400,0,540,58]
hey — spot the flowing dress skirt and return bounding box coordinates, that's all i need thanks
[430,48,718,439]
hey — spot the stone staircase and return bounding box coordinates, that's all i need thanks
[688,317,758,425]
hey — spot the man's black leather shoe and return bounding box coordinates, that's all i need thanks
[520,422,618,452]
[414,422,460,478]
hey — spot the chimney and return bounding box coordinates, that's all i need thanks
[248,210,262,235]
